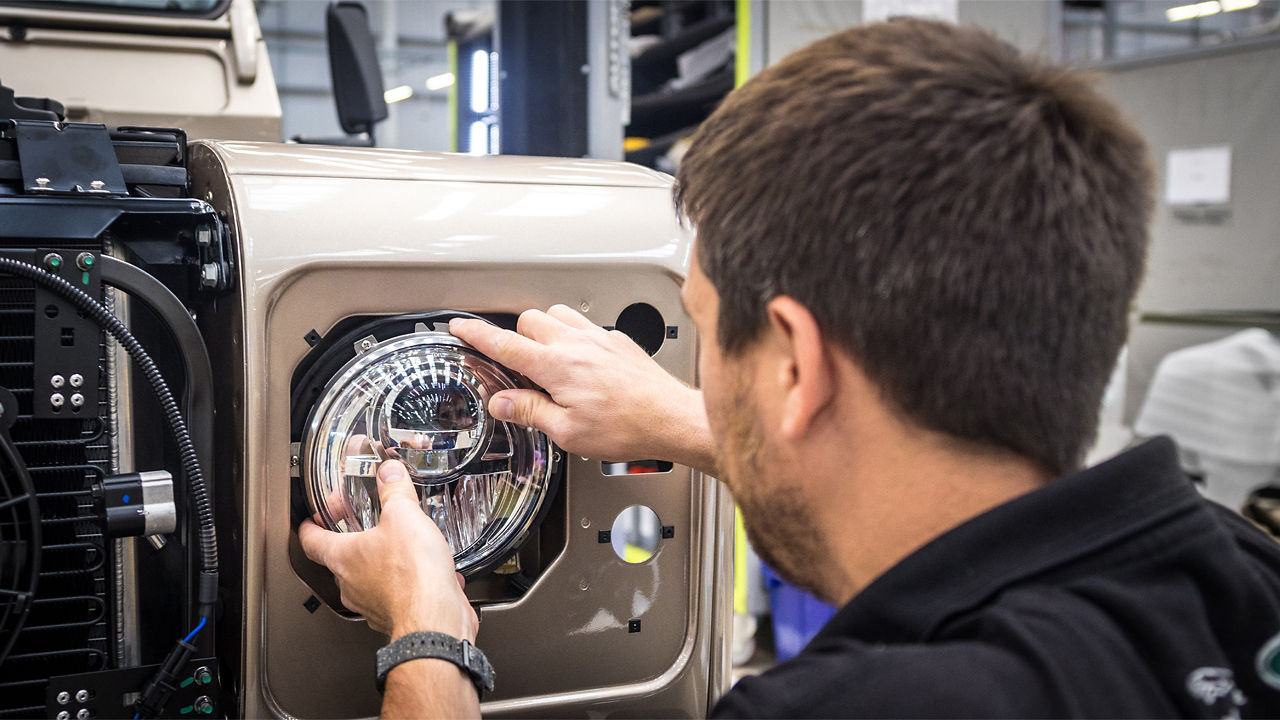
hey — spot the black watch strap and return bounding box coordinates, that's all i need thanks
[375,631,496,698]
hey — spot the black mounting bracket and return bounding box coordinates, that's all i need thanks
[0,248,105,420]
[8,120,127,196]
[45,657,220,718]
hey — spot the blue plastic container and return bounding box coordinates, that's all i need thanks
[761,562,838,661]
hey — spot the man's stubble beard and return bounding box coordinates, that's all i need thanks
[713,369,833,603]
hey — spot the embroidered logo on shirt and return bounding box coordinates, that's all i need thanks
[1187,667,1247,719]
[1255,631,1280,690]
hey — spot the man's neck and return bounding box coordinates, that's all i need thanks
[812,403,1051,607]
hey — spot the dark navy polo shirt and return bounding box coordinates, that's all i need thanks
[713,437,1280,718]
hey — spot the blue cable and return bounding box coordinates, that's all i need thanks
[183,616,207,644]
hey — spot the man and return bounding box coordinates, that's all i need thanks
[299,18,1280,718]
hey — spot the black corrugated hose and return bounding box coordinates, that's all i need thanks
[0,257,218,611]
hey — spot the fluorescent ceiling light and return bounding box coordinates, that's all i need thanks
[426,72,455,91]
[469,121,487,156]
[383,85,413,104]
[1166,0,1223,21]
[470,49,489,113]
[1221,0,1259,10]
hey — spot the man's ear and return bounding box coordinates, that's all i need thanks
[764,296,835,440]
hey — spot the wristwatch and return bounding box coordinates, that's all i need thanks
[375,631,496,698]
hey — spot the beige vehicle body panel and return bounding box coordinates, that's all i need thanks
[0,0,281,141]
[188,141,734,718]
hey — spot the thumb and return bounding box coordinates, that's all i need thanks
[298,518,335,567]
[489,389,568,436]
[376,459,418,510]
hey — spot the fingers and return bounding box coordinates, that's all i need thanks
[546,303,597,330]
[298,518,335,567]
[449,318,547,378]
[516,308,572,344]
[455,572,466,590]
[376,460,419,510]
[488,388,569,437]
[343,433,372,457]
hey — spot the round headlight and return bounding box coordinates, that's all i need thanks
[301,330,556,576]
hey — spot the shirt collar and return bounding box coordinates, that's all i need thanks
[817,436,1199,645]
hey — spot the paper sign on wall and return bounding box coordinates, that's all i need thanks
[1165,145,1232,205]
[863,0,958,23]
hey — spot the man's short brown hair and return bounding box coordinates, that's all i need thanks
[675,18,1153,476]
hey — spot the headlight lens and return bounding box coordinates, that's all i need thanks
[302,331,555,576]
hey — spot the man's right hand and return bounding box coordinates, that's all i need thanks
[449,306,717,476]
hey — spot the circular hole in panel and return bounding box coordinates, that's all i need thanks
[615,302,665,356]
[611,505,661,563]
[44,304,58,319]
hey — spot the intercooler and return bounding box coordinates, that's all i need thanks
[0,261,113,716]
[0,112,232,718]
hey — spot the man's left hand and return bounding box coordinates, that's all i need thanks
[298,460,478,641]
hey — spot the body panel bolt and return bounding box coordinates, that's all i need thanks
[200,263,219,287]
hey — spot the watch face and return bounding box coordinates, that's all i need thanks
[301,331,556,576]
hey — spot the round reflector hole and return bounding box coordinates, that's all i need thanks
[615,302,665,356]
[611,505,661,563]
